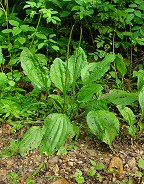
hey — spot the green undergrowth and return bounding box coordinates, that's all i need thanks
[0,0,144,157]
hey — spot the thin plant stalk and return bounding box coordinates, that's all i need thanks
[63,25,74,114]
[29,13,42,49]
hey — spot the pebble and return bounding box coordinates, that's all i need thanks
[78,161,83,164]
[127,158,136,169]
[83,167,89,173]
[132,166,138,173]
[58,159,63,164]
[51,178,70,184]
[68,161,74,167]
[52,164,59,175]
[48,156,59,165]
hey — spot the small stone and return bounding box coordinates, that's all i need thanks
[127,158,136,169]
[108,156,124,176]
[45,171,50,176]
[51,178,70,184]
[68,161,74,167]
[83,167,89,173]
[58,159,63,164]
[87,149,97,157]
[66,167,72,172]
[48,156,59,165]
[78,161,83,164]
[52,164,59,176]
[132,166,138,173]
[112,177,117,182]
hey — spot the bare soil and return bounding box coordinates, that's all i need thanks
[0,123,144,184]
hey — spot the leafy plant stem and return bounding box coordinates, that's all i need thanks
[71,27,83,118]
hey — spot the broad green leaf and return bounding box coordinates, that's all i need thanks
[122,32,132,36]
[38,43,45,50]
[50,58,73,92]
[12,27,22,36]
[0,9,3,17]
[131,31,139,40]
[78,84,103,102]
[117,105,135,125]
[99,90,138,105]
[87,110,119,147]
[15,37,26,45]
[40,113,74,155]
[19,126,45,156]
[116,31,123,40]
[20,48,51,90]
[129,4,137,8]
[86,99,108,112]
[0,72,7,86]
[68,47,88,80]
[125,14,134,24]
[20,25,29,32]
[60,11,70,17]
[127,125,137,139]
[115,54,127,77]
[125,8,134,13]
[137,70,144,92]
[81,53,115,84]
[52,45,59,51]
[138,158,144,169]
[9,20,19,27]
[96,163,105,170]
[134,10,141,18]
[2,29,12,34]
[36,33,47,39]
[138,4,144,10]
[139,86,144,116]
[87,166,96,177]
[140,27,144,36]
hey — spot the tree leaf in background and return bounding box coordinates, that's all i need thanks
[87,110,119,147]
[125,13,134,24]
[40,113,74,155]
[20,48,51,90]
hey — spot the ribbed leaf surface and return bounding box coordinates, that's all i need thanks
[20,48,51,90]
[19,126,45,156]
[87,110,119,147]
[40,113,73,155]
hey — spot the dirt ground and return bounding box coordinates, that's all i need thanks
[0,123,144,184]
